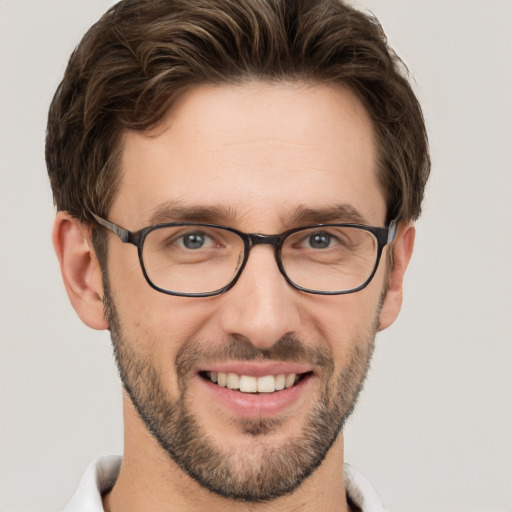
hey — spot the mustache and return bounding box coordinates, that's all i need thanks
[175,333,333,377]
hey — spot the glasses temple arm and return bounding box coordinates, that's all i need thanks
[91,213,131,243]
[387,218,398,244]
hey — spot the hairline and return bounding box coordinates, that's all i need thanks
[93,75,389,219]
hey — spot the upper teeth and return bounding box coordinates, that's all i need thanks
[208,372,297,393]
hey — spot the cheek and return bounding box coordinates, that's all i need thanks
[307,285,383,365]
[112,278,219,362]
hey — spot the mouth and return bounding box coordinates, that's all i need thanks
[199,370,312,394]
[197,363,315,418]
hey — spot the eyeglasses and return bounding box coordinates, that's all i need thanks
[92,213,397,297]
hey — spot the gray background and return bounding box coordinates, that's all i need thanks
[1,1,511,510]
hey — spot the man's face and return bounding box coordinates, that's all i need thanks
[103,82,389,500]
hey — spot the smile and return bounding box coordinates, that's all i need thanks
[202,371,309,394]
[197,364,315,417]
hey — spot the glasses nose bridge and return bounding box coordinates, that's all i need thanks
[247,232,283,248]
[243,232,284,268]
[247,233,283,256]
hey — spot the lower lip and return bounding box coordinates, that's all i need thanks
[198,374,313,418]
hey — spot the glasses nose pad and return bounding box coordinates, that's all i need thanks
[235,251,243,272]
[230,250,246,281]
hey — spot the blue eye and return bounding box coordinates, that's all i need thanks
[308,232,332,249]
[181,232,209,249]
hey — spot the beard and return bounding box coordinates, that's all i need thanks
[103,281,379,502]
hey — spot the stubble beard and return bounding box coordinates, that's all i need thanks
[103,281,379,502]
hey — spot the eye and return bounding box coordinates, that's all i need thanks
[178,231,214,250]
[307,231,333,249]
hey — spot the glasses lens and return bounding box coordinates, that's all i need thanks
[281,226,379,293]
[142,225,244,295]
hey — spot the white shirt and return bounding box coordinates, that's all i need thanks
[64,456,385,512]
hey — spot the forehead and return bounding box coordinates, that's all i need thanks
[113,81,386,229]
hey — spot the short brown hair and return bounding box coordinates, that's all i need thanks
[46,0,430,224]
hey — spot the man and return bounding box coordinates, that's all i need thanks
[46,0,430,510]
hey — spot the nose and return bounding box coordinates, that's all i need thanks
[217,245,302,350]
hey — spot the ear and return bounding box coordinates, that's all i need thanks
[378,222,415,331]
[52,211,108,330]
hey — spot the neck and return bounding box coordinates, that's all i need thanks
[103,398,352,512]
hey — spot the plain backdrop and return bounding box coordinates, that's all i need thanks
[0,1,511,511]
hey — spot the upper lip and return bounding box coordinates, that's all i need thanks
[197,361,313,377]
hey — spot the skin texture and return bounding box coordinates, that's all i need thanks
[53,82,415,512]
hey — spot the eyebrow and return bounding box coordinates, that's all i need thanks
[148,202,238,225]
[287,204,369,226]
[146,201,370,228]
